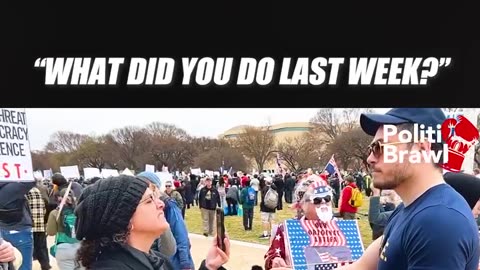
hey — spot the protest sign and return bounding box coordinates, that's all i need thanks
[283,219,364,270]
[43,169,53,179]
[205,170,214,177]
[0,108,34,181]
[145,164,155,172]
[190,168,201,175]
[60,165,80,179]
[101,169,119,178]
[33,170,43,179]
[121,168,134,176]
[84,167,101,179]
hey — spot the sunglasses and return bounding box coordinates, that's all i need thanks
[367,140,407,158]
[311,195,331,205]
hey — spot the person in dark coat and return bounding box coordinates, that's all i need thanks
[183,179,194,209]
[284,174,295,204]
[75,175,230,270]
[273,175,284,210]
[190,175,199,207]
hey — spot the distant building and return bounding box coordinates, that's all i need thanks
[220,122,313,144]
[219,122,314,172]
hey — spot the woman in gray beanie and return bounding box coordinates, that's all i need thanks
[75,175,230,270]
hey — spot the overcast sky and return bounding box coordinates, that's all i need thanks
[25,108,390,151]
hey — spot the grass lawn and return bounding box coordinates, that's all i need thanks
[184,197,373,248]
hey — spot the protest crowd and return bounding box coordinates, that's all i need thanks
[0,108,479,270]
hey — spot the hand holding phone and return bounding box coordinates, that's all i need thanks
[215,207,226,252]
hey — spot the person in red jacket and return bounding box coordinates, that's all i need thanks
[339,175,358,220]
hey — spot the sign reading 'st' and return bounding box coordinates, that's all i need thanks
[0,108,34,181]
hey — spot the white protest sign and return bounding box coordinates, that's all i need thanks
[33,170,43,179]
[213,171,220,176]
[0,108,34,182]
[60,165,80,179]
[121,168,134,176]
[155,172,173,190]
[101,169,119,178]
[205,170,214,177]
[162,165,169,172]
[83,167,101,179]
[190,168,201,175]
[145,164,155,172]
[43,169,53,179]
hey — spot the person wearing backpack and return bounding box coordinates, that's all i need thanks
[339,175,361,220]
[46,188,83,270]
[239,180,255,231]
[259,177,278,239]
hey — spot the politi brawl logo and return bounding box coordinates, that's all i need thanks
[382,116,479,172]
[440,115,479,172]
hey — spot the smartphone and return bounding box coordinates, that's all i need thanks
[215,207,226,252]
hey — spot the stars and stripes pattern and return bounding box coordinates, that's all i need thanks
[318,252,338,262]
[299,219,347,246]
[315,262,354,270]
[324,154,343,182]
[284,219,364,270]
[309,180,328,189]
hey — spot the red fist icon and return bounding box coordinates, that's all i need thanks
[441,115,479,172]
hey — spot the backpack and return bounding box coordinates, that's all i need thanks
[50,207,78,257]
[62,207,77,239]
[264,187,278,209]
[246,187,256,205]
[348,186,363,208]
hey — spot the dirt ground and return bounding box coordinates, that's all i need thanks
[31,234,267,270]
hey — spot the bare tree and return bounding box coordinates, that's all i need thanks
[44,131,89,153]
[194,147,247,172]
[309,108,374,144]
[327,127,373,171]
[71,136,110,169]
[150,137,196,172]
[107,126,151,171]
[234,125,275,172]
[275,135,320,173]
[146,122,189,141]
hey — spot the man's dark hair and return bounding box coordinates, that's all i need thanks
[52,173,67,186]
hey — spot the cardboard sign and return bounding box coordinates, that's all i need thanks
[283,219,364,270]
[205,170,214,177]
[60,165,80,179]
[0,108,34,181]
[145,164,155,172]
[84,167,101,179]
[101,169,119,178]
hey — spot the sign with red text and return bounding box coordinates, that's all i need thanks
[0,108,34,181]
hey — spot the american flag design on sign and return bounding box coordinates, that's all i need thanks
[318,252,338,262]
[284,219,364,270]
[299,219,347,246]
[314,262,353,270]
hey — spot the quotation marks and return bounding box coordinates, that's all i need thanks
[420,57,451,85]
[34,58,47,68]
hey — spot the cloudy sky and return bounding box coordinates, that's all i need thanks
[25,108,390,150]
